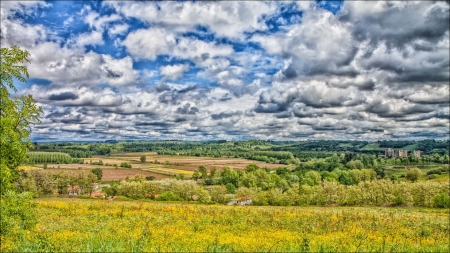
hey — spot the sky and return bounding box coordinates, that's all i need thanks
[1,1,449,141]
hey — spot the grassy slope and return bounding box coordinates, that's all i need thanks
[401,143,419,151]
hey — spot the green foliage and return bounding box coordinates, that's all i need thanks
[426,169,442,175]
[225,183,236,194]
[305,171,321,185]
[140,155,146,163]
[191,170,201,181]
[120,162,132,168]
[156,191,183,201]
[390,174,399,182]
[392,196,405,206]
[433,193,450,208]
[91,168,103,181]
[104,182,119,196]
[1,46,42,194]
[0,190,37,236]
[0,46,42,237]
[406,168,422,182]
[199,165,208,178]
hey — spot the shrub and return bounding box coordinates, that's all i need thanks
[392,196,405,206]
[156,191,182,201]
[390,174,399,182]
[120,162,132,169]
[426,169,442,175]
[433,193,450,208]
[406,168,422,182]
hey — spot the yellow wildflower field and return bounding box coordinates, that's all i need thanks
[3,198,449,252]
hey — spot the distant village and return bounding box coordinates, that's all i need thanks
[382,148,422,158]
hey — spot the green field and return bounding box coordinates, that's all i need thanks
[3,198,449,252]
[401,143,419,151]
[360,143,381,150]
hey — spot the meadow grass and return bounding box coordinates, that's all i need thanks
[2,198,449,252]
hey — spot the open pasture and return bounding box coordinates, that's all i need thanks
[4,198,449,252]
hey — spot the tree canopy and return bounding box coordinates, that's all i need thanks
[1,46,42,236]
[1,46,42,193]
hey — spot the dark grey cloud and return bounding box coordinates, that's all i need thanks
[103,66,123,79]
[177,84,198,93]
[340,2,449,49]
[48,92,79,101]
[211,111,242,120]
[176,103,199,115]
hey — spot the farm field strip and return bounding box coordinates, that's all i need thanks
[18,165,42,170]
[37,169,168,180]
[3,199,448,252]
[142,167,194,175]
[110,154,282,168]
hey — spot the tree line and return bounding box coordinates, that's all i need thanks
[114,176,449,208]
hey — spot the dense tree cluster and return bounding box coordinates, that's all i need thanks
[17,170,98,196]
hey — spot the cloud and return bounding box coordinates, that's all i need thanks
[211,110,242,120]
[73,30,104,47]
[48,92,79,101]
[252,8,358,79]
[122,27,176,60]
[2,1,448,141]
[123,27,234,61]
[176,103,199,115]
[108,23,129,37]
[160,63,190,81]
[339,1,449,50]
[107,1,277,39]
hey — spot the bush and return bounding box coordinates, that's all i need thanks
[390,174,399,182]
[426,169,442,175]
[120,162,132,169]
[392,196,405,206]
[406,168,422,182]
[156,191,182,201]
[433,193,450,208]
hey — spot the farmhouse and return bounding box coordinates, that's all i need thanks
[228,196,253,206]
[67,186,81,195]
